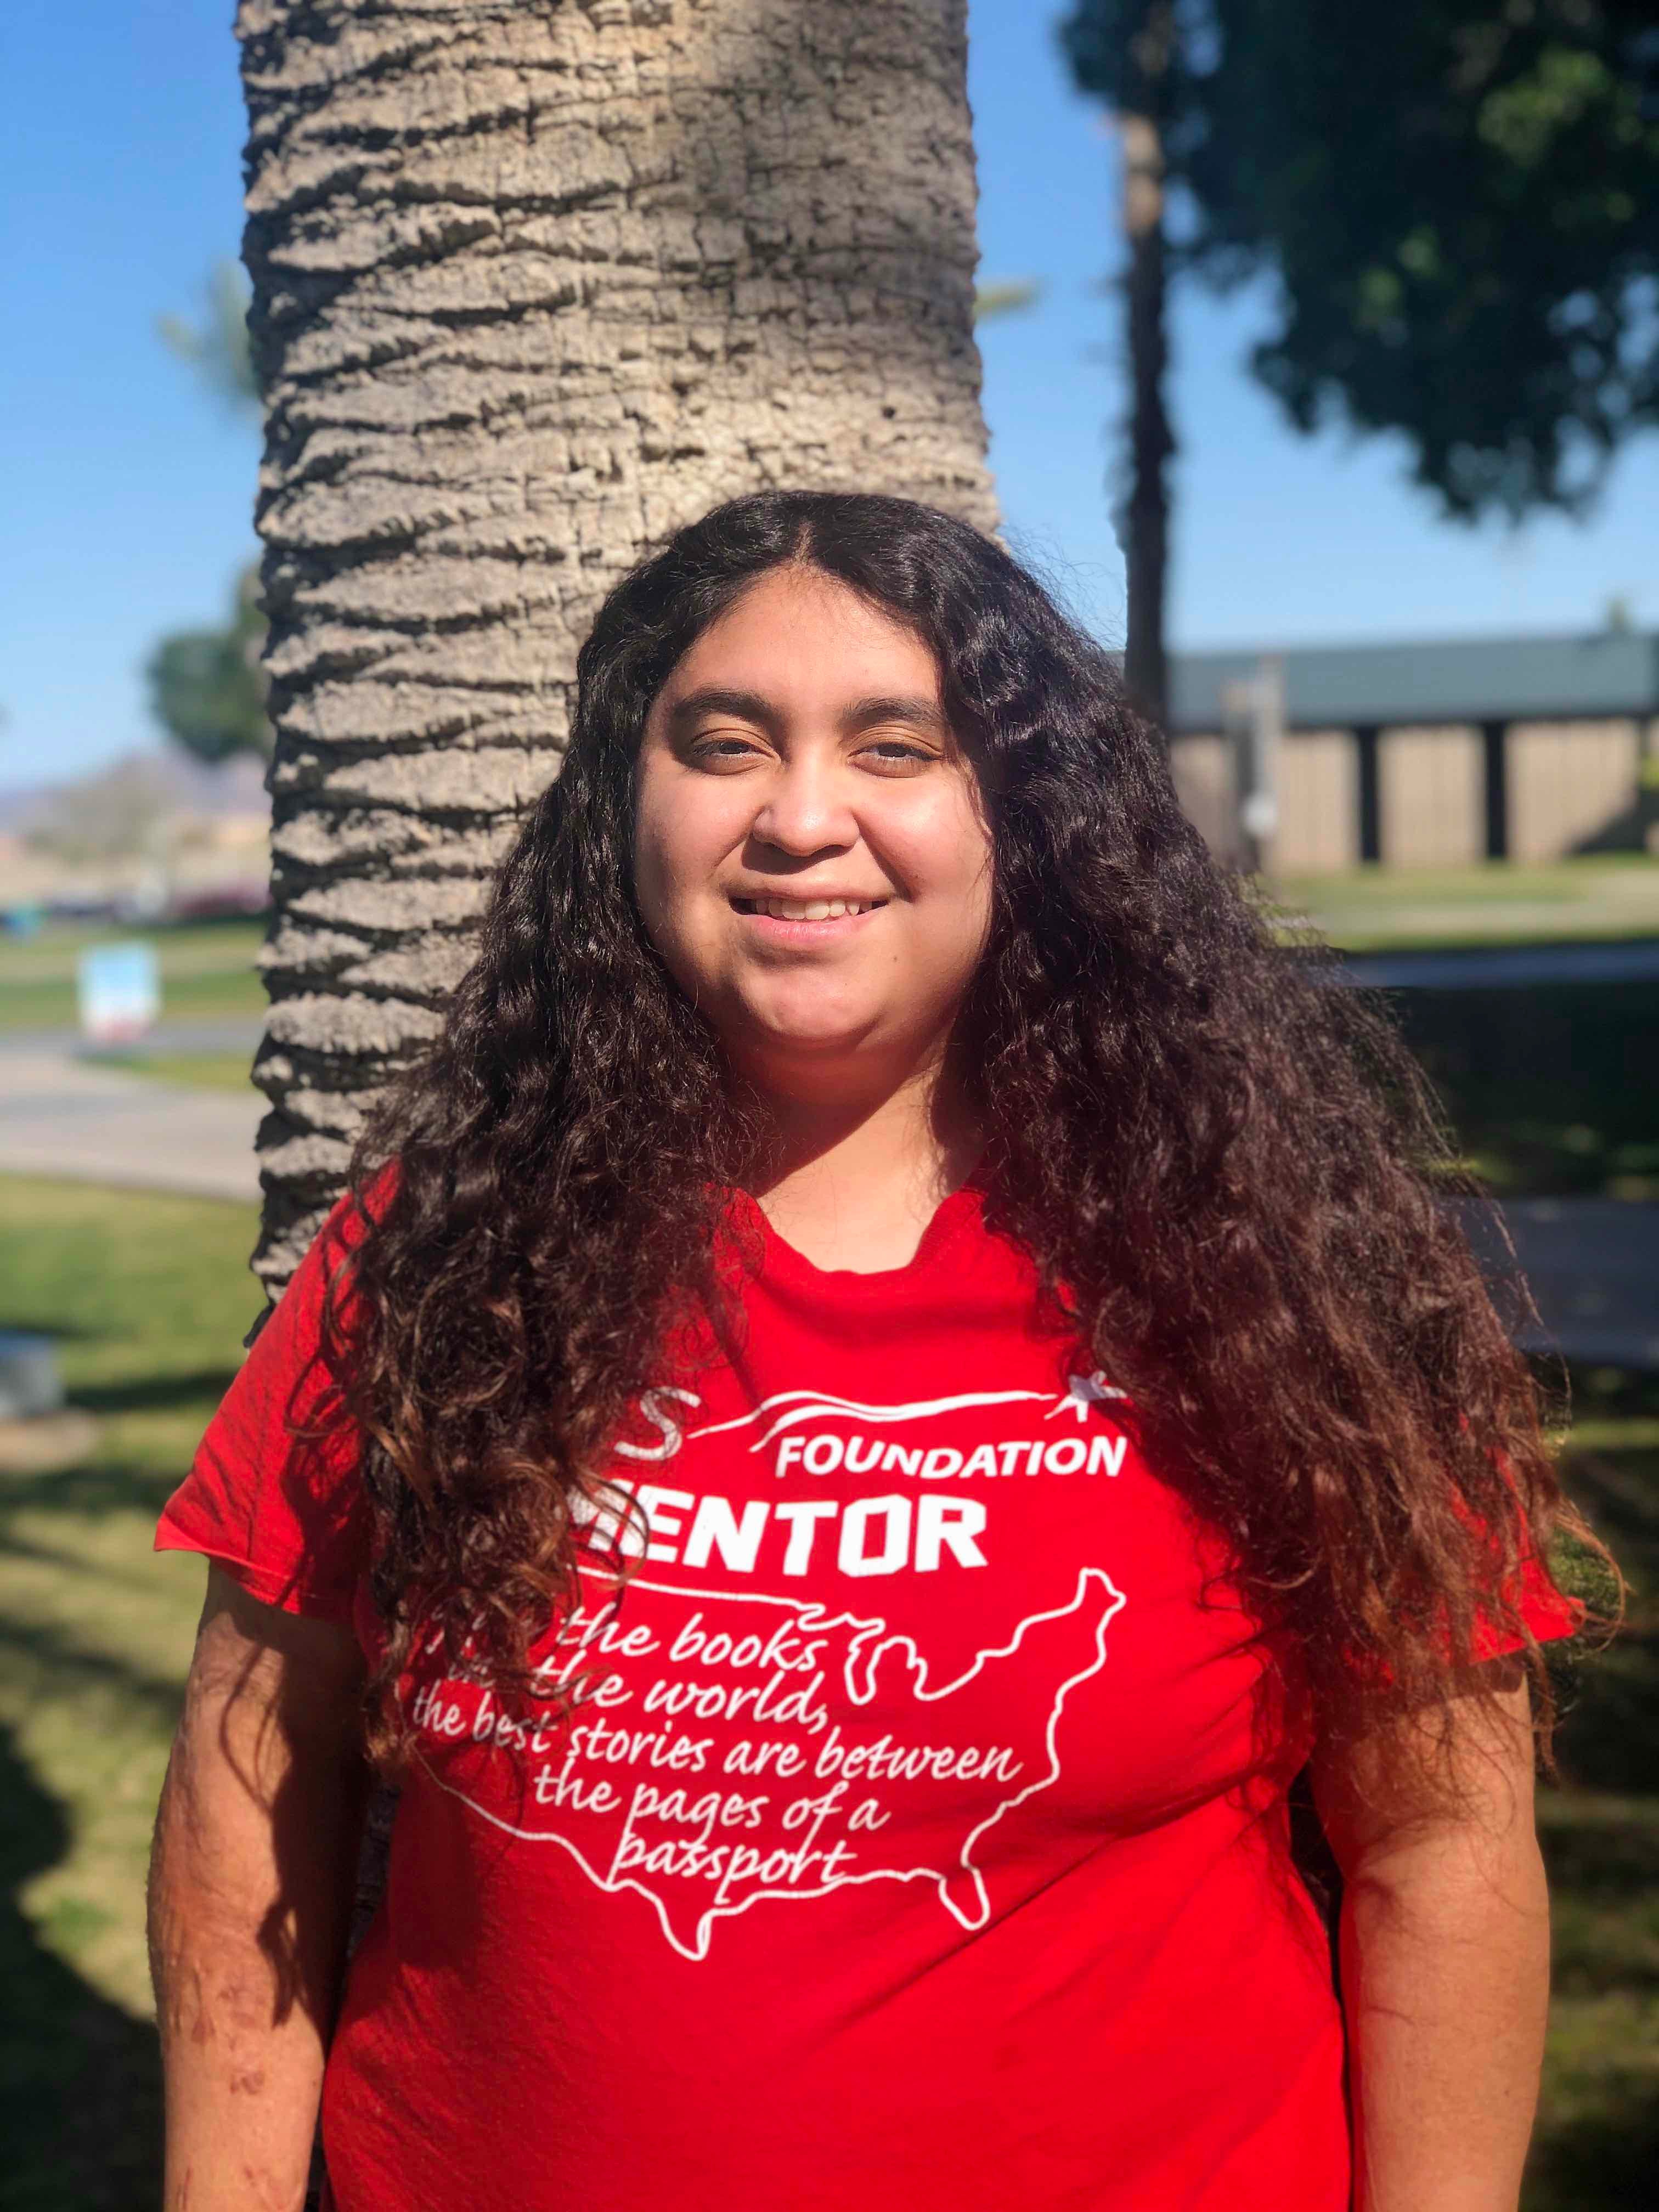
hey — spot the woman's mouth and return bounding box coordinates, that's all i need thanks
[730,895,890,922]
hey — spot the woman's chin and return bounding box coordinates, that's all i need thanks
[719,1005,890,1078]
[754,1024,878,1065]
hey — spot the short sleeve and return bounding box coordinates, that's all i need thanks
[1334,1489,1587,1701]
[1467,1540,1584,1662]
[155,1186,379,1623]
[1458,1434,1588,1661]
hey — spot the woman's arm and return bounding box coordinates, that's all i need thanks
[1311,1657,1550,2212]
[148,1564,370,2212]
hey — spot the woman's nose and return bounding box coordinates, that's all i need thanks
[748,755,857,856]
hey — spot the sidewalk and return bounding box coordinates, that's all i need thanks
[0,1029,262,1204]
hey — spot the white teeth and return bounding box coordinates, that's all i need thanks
[747,896,880,921]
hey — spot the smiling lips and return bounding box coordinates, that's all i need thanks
[731,895,890,922]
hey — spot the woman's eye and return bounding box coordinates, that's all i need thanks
[859,737,935,772]
[690,733,765,768]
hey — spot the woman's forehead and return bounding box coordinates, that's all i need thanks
[661,567,942,706]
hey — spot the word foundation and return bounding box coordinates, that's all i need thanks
[773,1431,1129,1481]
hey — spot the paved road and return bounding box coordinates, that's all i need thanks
[0,1029,263,1203]
[0,1017,266,1057]
[1341,939,1659,991]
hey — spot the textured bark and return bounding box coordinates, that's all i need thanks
[239,0,998,1292]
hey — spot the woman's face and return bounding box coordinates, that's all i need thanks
[633,565,993,1096]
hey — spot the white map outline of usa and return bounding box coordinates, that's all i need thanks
[420,1565,1127,1962]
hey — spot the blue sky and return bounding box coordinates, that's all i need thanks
[2,0,1656,786]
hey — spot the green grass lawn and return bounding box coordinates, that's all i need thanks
[0,1177,257,2208]
[93,1050,260,1096]
[0,1175,1654,2207]
[1274,855,1659,952]
[1528,1363,1659,2209]
[0,919,266,1033]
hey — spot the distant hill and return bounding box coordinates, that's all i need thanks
[0,750,268,836]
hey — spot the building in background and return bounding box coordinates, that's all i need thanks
[1169,628,1659,873]
[7,636,1654,916]
[0,752,270,920]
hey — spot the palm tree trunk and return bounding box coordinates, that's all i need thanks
[236,0,997,1292]
[1118,4,1173,733]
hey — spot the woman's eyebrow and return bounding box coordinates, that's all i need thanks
[840,694,949,735]
[665,686,781,733]
[663,688,948,737]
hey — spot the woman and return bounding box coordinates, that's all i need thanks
[150,490,1593,2212]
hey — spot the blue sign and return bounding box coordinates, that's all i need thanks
[78,941,161,1043]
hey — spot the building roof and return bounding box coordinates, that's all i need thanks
[1167,628,1659,735]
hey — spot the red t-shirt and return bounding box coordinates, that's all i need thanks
[156,1181,1577,2212]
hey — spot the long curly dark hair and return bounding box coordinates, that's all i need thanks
[318,488,1600,1771]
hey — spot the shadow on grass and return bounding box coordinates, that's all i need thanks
[0,1319,100,1344]
[1551,1408,1659,1791]
[0,1525,199,1608]
[0,1447,195,1520]
[68,1367,238,1418]
[1527,1398,1659,2208]
[1399,980,1659,1200]
[0,1467,185,1523]
[1526,2094,1659,2212]
[1550,1633,1659,1799]
[0,1616,187,1735]
[1542,1810,1659,1925]
[0,1723,161,2211]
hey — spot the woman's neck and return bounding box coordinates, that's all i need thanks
[747,1059,982,1274]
